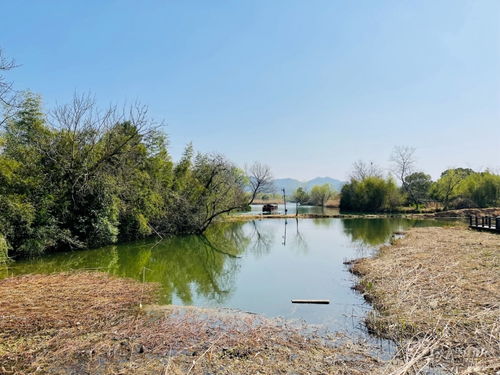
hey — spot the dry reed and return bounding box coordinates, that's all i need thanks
[351,226,500,374]
[0,272,390,375]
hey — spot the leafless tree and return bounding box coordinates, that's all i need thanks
[196,161,273,233]
[0,48,20,126]
[350,160,383,180]
[247,162,274,202]
[48,93,160,198]
[390,145,417,203]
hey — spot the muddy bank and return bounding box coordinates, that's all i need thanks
[350,227,500,374]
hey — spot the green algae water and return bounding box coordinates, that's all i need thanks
[2,218,460,335]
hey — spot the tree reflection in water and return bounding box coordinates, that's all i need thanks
[5,218,458,308]
[7,222,252,305]
[341,218,459,255]
[248,220,274,257]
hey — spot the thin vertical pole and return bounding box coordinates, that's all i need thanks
[282,188,287,214]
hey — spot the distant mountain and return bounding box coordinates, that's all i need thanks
[272,177,346,194]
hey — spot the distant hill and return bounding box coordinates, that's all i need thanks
[272,177,346,194]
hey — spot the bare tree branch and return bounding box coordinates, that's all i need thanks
[391,146,417,204]
[0,48,21,125]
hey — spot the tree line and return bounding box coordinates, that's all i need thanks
[339,147,499,212]
[292,184,337,206]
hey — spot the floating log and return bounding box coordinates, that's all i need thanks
[291,299,330,304]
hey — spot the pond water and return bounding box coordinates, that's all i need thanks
[2,218,461,337]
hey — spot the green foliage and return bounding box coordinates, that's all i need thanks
[430,168,474,209]
[340,176,401,212]
[293,187,310,204]
[431,168,499,209]
[166,153,249,233]
[342,162,498,212]
[0,94,170,256]
[0,94,268,257]
[456,171,500,208]
[309,184,335,206]
[0,233,8,264]
[403,172,432,207]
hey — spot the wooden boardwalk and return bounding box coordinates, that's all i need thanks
[469,215,500,233]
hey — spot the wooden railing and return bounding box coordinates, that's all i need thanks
[469,215,500,232]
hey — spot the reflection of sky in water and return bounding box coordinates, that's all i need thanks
[4,218,461,337]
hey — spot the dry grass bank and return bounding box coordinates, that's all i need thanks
[0,272,400,375]
[351,227,500,374]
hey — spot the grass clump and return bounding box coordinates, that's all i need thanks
[351,226,500,374]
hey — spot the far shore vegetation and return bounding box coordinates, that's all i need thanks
[338,153,499,213]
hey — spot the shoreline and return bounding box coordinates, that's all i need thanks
[226,207,499,222]
[349,226,500,373]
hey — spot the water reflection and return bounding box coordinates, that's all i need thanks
[341,218,460,247]
[248,220,274,257]
[342,218,402,246]
[3,217,462,331]
[6,222,250,305]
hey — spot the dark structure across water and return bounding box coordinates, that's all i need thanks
[469,215,500,233]
[262,204,278,213]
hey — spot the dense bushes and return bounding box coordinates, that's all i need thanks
[0,93,270,258]
[457,172,500,208]
[291,184,336,206]
[340,165,499,212]
[340,177,401,212]
[431,169,499,209]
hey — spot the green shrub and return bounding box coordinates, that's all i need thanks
[0,234,9,264]
[340,177,401,212]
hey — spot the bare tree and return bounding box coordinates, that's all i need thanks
[247,162,274,202]
[195,160,273,233]
[390,146,417,205]
[48,93,160,199]
[0,48,20,126]
[350,160,383,180]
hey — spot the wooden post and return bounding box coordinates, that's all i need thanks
[475,216,478,226]
[481,217,485,227]
[282,188,287,214]
[488,216,492,228]
[496,216,500,230]
[469,215,473,226]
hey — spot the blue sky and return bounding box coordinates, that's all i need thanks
[2,1,499,180]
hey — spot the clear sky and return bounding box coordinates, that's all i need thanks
[2,1,499,180]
